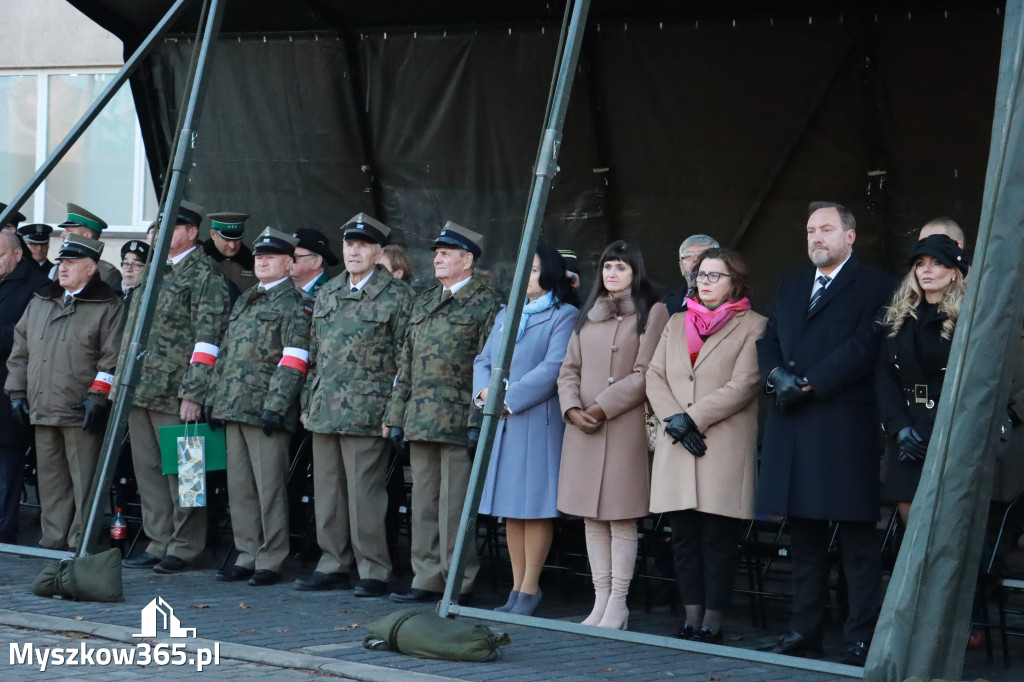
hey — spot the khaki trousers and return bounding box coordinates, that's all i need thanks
[34,425,103,550]
[312,433,392,581]
[225,422,291,572]
[409,441,478,593]
[128,407,207,562]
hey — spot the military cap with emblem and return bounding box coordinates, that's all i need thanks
[208,211,249,240]
[56,233,104,261]
[58,202,107,235]
[341,212,391,246]
[121,239,152,263]
[17,223,53,244]
[252,227,299,256]
[432,220,484,259]
[0,201,27,226]
[158,200,205,227]
[293,228,340,266]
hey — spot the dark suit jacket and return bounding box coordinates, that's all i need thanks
[663,284,691,317]
[1,258,49,450]
[755,255,895,521]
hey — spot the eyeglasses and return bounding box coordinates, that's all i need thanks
[120,262,144,270]
[293,254,319,260]
[689,271,730,284]
[679,251,699,261]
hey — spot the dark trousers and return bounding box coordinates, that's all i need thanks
[788,517,882,643]
[0,446,26,543]
[669,510,742,611]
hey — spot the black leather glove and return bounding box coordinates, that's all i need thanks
[682,429,707,457]
[70,398,107,435]
[663,413,695,444]
[11,398,30,428]
[204,404,224,430]
[772,368,811,412]
[896,426,928,462]
[388,426,405,449]
[466,427,481,460]
[260,409,284,436]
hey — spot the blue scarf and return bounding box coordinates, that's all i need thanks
[510,291,555,342]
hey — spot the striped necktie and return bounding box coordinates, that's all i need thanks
[808,275,831,310]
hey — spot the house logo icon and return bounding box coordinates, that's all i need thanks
[133,597,197,638]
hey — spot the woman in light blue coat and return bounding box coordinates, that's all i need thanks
[474,244,580,617]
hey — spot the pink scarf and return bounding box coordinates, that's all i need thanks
[684,297,751,363]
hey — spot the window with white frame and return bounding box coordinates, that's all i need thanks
[0,69,157,232]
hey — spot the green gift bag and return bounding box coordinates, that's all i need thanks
[159,423,227,474]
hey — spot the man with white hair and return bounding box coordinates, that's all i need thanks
[664,234,720,315]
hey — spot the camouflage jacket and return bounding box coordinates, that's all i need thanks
[207,279,311,431]
[302,266,414,436]
[5,275,125,426]
[118,246,231,415]
[384,277,501,445]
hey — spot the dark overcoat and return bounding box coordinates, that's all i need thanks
[1,258,49,449]
[755,256,895,521]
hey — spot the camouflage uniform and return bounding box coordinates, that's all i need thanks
[207,278,310,574]
[301,266,413,581]
[119,245,231,563]
[384,278,501,593]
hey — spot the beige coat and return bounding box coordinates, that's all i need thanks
[646,308,766,519]
[557,296,669,520]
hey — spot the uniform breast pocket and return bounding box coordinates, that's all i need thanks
[256,311,282,347]
[446,314,480,349]
[157,284,190,319]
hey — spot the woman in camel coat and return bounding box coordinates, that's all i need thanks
[646,248,765,644]
[557,240,668,631]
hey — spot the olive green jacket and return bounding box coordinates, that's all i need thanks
[207,279,311,431]
[384,277,501,445]
[118,246,231,415]
[302,266,414,436]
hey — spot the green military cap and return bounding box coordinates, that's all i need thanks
[208,212,249,240]
[432,221,483,259]
[56,233,104,261]
[341,212,391,245]
[17,223,53,244]
[252,226,299,256]
[59,203,107,235]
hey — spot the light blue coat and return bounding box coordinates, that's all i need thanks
[473,302,578,519]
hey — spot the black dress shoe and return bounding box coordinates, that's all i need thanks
[123,552,161,569]
[758,631,823,657]
[353,579,389,598]
[389,588,443,604]
[216,565,255,582]
[840,641,869,666]
[293,571,350,591]
[248,569,281,586]
[674,623,696,640]
[152,555,189,574]
[695,626,724,645]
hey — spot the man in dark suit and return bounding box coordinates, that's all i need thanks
[756,201,895,666]
[0,231,50,543]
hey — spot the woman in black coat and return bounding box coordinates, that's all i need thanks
[877,234,968,522]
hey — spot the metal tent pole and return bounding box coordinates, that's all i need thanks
[0,0,196,227]
[438,0,591,618]
[866,1,1024,679]
[76,0,227,560]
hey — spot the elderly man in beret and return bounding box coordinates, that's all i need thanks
[5,234,125,550]
[118,200,231,574]
[295,213,414,596]
[290,228,338,299]
[206,228,311,586]
[385,221,502,603]
[119,239,151,304]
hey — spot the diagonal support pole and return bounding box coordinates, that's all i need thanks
[0,0,196,226]
[438,0,591,618]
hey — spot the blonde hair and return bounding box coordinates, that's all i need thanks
[883,266,964,340]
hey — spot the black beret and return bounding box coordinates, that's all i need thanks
[293,228,339,266]
[908,234,968,276]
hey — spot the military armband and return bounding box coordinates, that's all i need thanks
[90,371,115,394]
[279,347,310,373]
[190,342,219,367]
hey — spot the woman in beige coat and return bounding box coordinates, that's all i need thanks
[646,248,765,644]
[557,240,668,630]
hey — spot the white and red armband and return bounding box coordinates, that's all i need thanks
[89,371,115,394]
[190,342,219,367]
[279,347,309,373]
